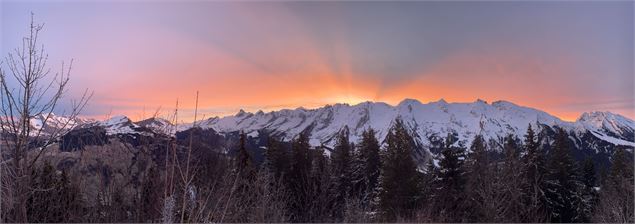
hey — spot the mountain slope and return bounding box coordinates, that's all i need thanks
[190,99,633,151]
[40,99,633,168]
[26,113,94,136]
[135,117,174,135]
[574,111,635,145]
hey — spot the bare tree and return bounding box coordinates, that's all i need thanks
[176,91,199,222]
[0,14,90,222]
[592,178,634,223]
[161,99,178,223]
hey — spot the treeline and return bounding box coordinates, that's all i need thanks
[10,119,635,223]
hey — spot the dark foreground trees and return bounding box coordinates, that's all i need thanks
[544,128,586,223]
[426,133,467,222]
[593,147,634,222]
[519,124,549,222]
[0,15,90,222]
[27,161,84,223]
[3,116,633,223]
[377,119,423,221]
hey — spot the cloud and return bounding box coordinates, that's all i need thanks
[1,1,632,121]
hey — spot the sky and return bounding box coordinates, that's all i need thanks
[1,1,633,122]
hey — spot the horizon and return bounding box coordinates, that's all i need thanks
[1,2,634,222]
[2,1,633,122]
[82,97,630,124]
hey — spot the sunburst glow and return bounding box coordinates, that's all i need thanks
[1,1,632,122]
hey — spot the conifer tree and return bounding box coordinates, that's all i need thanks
[593,148,634,222]
[581,158,596,189]
[519,124,548,222]
[500,134,524,222]
[463,135,495,222]
[230,132,257,222]
[308,147,331,222]
[329,128,353,221]
[545,128,584,222]
[290,132,312,180]
[236,132,255,179]
[579,157,598,222]
[377,119,422,221]
[432,132,466,222]
[356,128,381,201]
[607,147,633,182]
[288,131,313,222]
[261,134,292,220]
[349,144,366,200]
[263,135,289,181]
[418,158,438,218]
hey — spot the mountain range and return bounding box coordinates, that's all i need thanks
[29,99,635,166]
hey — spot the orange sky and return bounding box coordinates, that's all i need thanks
[2,2,633,122]
[84,43,633,122]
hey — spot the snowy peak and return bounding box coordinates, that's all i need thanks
[574,111,635,146]
[185,99,634,151]
[99,115,143,135]
[190,99,567,149]
[135,117,174,134]
[101,115,132,126]
[577,111,635,131]
[28,113,94,135]
[135,117,172,127]
[17,99,633,150]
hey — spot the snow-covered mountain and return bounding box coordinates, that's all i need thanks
[184,99,633,151]
[573,111,635,146]
[135,117,174,135]
[31,99,632,167]
[25,99,633,154]
[98,115,143,135]
[44,115,153,136]
[26,113,95,136]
